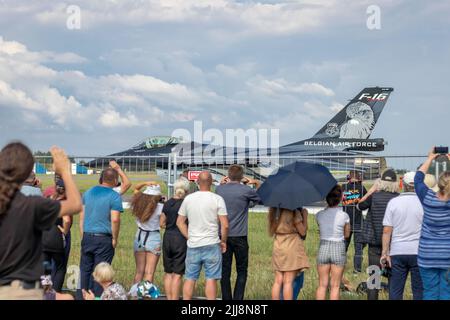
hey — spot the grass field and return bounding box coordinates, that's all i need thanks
[37,174,414,300]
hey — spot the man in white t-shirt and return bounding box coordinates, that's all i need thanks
[176,171,229,300]
[381,171,424,300]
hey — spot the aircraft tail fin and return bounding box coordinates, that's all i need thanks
[312,87,393,140]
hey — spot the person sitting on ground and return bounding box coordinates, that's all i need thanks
[414,148,450,300]
[176,171,229,300]
[160,179,190,300]
[381,171,424,300]
[20,171,43,197]
[41,273,74,301]
[216,165,261,301]
[357,168,400,300]
[270,207,309,300]
[0,143,82,300]
[130,182,164,289]
[82,262,127,300]
[315,185,351,300]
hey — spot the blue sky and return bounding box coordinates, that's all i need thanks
[0,0,449,155]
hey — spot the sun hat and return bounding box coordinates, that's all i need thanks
[142,185,161,196]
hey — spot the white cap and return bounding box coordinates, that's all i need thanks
[403,172,416,186]
[142,185,161,196]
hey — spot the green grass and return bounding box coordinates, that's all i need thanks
[37,174,414,300]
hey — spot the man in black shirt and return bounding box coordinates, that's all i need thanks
[0,143,82,300]
[342,170,367,273]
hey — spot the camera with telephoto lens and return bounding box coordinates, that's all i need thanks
[380,258,392,278]
[434,146,448,154]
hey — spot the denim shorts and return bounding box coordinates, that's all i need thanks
[134,229,161,255]
[185,244,222,281]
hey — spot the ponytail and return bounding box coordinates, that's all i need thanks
[0,174,20,215]
[0,142,34,215]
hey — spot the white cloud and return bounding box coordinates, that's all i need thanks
[0,36,87,64]
[0,0,404,36]
[0,37,248,132]
[99,108,141,128]
[247,76,334,97]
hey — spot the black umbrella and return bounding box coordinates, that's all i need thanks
[257,161,337,210]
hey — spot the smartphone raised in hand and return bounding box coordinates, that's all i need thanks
[434,146,449,154]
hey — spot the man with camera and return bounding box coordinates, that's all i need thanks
[381,171,424,300]
[20,171,43,197]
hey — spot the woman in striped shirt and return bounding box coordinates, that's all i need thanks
[415,148,450,300]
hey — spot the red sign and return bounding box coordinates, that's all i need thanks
[188,171,202,181]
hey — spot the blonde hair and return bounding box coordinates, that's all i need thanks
[174,178,190,198]
[378,179,400,194]
[438,171,450,198]
[93,262,115,284]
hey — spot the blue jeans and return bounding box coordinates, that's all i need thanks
[389,255,423,300]
[420,267,450,300]
[80,234,115,297]
[280,272,304,300]
[221,237,249,300]
[185,244,222,281]
[345,231,366,272]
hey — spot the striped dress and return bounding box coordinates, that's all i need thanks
[414,171,450,269]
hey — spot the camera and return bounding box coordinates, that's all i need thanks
[434,146,448,154]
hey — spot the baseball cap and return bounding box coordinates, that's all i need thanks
[402,172,416,186]
[142,185,161,196]
[381,169,397,182]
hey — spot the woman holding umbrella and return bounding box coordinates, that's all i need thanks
[269,207,310,300]
[257,161,338,300]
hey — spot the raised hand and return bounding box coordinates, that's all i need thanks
[51,146,71,176]
[109,160,121,171]
[221,176,230,185]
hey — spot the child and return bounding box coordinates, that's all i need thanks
[41,275,74,300]
[82,262,127,300]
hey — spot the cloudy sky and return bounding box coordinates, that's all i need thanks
[0,0,449,156]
